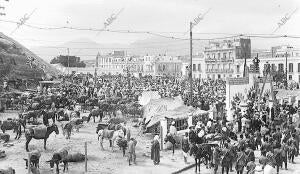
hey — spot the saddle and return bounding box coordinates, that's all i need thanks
[33,125,47,138]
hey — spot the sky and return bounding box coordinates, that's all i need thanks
[0,0,299,50]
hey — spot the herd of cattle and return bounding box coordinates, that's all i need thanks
[0,91,142,174]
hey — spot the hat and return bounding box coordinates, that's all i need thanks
[171,121,175,125]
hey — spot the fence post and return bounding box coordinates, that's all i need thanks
[85,142,87,173]
[28,153,31,174]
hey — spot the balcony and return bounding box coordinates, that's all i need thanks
[205,69,234,73]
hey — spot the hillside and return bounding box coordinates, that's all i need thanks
[0,33,60,81]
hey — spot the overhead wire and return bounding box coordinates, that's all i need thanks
[1,19,300,41]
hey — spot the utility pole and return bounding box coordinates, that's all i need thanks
[243,52,247,77]
[189,22,193,106]
[67,48,70,75]
[285,51,288,89]
[285,46,293,89]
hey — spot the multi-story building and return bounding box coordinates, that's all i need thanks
[204,38,251,79]
[192,54,206,79]
[236,45,300,83]
[154,56,182,77]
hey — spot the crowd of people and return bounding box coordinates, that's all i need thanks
[1,73,300,174]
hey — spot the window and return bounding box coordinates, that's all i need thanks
[289,63,293,72]
[213,53,215,58]
[299,75,300,83]
[298,63,300,72]
[207,54,210,58]
[289,75,293,80]
[237,65,240,73]
[218,53,221,59]
[198,64,201,72]
[162,65,166,71]
[271,64,276,72]
[193,64,196,71]
[223,53,227,59]
[278,63,284,72]
[0,56,3,64]
[229,52,232,58]
[167,119,188,131]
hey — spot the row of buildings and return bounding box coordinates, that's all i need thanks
[52,37,300,83]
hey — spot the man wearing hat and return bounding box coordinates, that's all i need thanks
[170,121,177,137]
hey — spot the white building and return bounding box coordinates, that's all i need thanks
[204,38,251,80]
[236,45,300,83]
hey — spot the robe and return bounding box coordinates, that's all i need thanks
[151,140,160,163]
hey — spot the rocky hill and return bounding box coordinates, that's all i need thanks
[0,32,60,81]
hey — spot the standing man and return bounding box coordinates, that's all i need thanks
[128,137,137,165]
[181,132,189,164]
[169,121,177,137]
[151,135,160,165]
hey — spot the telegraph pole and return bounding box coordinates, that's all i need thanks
[189,22,193,106]
[285,51,288,89]
[67,48,70,75]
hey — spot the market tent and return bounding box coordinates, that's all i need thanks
[192,108,209,116]
[143,96,184,124]
[146,105,195,128]
[138,91,161,106]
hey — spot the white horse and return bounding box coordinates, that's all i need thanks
[97,129,124,151]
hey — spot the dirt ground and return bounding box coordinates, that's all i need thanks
[0,111,300,174]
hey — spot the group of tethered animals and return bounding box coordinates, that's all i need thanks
[164,127,240,174]
[0,90,138,173]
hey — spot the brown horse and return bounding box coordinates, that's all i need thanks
[25,124,59,152]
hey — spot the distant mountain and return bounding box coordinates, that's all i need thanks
[31,38,130,63]
[129,36,206,56]
[31,37,207,63]
[0,32,60,80]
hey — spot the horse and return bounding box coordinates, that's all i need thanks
[87,108,103,123]
[22,110,41,123]
[25,124,59,152]
[41,110,56,125]
[61,123,72,139]
[97,128,124,151]
[0,120,21,139]
[164,133,176,155]
[46,148,68,174]
[190,143,214,173]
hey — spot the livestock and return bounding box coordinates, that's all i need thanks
[0,133,10,143]
[24,150,41,169]
[46,148,68,174]
[87,108,103,123]
[0,167,15,174]
[164,133,176,155]
[25,124,59,151]
[61,122,72,139]
[98,129,124,151]
[190,143,215,173]
[0,120,21,139]
[60,153,85,172]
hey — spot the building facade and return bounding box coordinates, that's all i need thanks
[236,45,300,83]
[154,56,182,77]
[204,38,251,80]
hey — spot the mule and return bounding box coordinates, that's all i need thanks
[25,124,59,152]
[0,120,21,139]
[87,108,103,123]
[190,143,214,173]
[164,134,176,155]
[98,129,124,151]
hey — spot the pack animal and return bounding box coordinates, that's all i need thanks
[46,149,68,174]
[25,124,59,151]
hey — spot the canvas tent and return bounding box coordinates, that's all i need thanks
[138,91,161,106]
[143,96,184,124]
[146,105,195,128]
